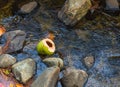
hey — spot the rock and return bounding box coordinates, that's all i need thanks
[60,67,88,87]
[58,0,91,26]
[12,58,36,83]
[105,0,119,10]
[0,54,16,68]
[3,30,26,53]
[0,46,2,55]
[84,56,94,69]
[43,57,64,69]
[20,1,38,14]
[31,66,60,87]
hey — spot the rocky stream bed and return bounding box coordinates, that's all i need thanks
[0,0,120,87]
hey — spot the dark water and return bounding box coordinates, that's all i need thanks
[1,8,120,87]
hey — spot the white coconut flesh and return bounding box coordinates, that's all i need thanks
[42,38,55,52]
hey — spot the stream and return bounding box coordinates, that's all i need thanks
[0,3,120,87]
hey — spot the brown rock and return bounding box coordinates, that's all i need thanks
[84,56,94,69]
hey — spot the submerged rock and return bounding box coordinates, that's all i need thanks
[105,0,119,10]
[0,54,16,68]
[58,0,91,26]
[3,30,26,53]
[60,67,88,87]
[20,1,38,14]
[31,66,60,87]
[43,57,64,69]
[12,58,36,83]
[84,56,94,69]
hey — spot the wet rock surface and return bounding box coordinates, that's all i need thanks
[12,58,36,83]
[58,0,91,26]
[84,56,94,69]
[2,30,26,53]
[31,66,60,87]
[105,0,119,10]
[20,1,38,14]
[0,54,16,68]
[60,67,88,87]
[43,57,64,69]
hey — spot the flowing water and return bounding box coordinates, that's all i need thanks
[0,5,120,87]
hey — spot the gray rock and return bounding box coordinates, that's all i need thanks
[12,58,36,83]
[0,46,2,55]
[31,66,60,87]
[61,67,88,87]
[58,0,91,26]
[3,30,26,53]
[0,54,16,68]
[20,1,38,14]
[43,57,64,69]
[106,0,119,10]
[84,56,94,69]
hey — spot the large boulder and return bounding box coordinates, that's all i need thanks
[60,67,88,87]
[0,54,16,68]
[12,58,36,83]
[31,66,60,87]
[58,0,91,26]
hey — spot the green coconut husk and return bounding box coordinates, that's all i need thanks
[36,38,55,55]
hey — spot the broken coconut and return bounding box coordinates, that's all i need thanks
[36,38,55,55]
